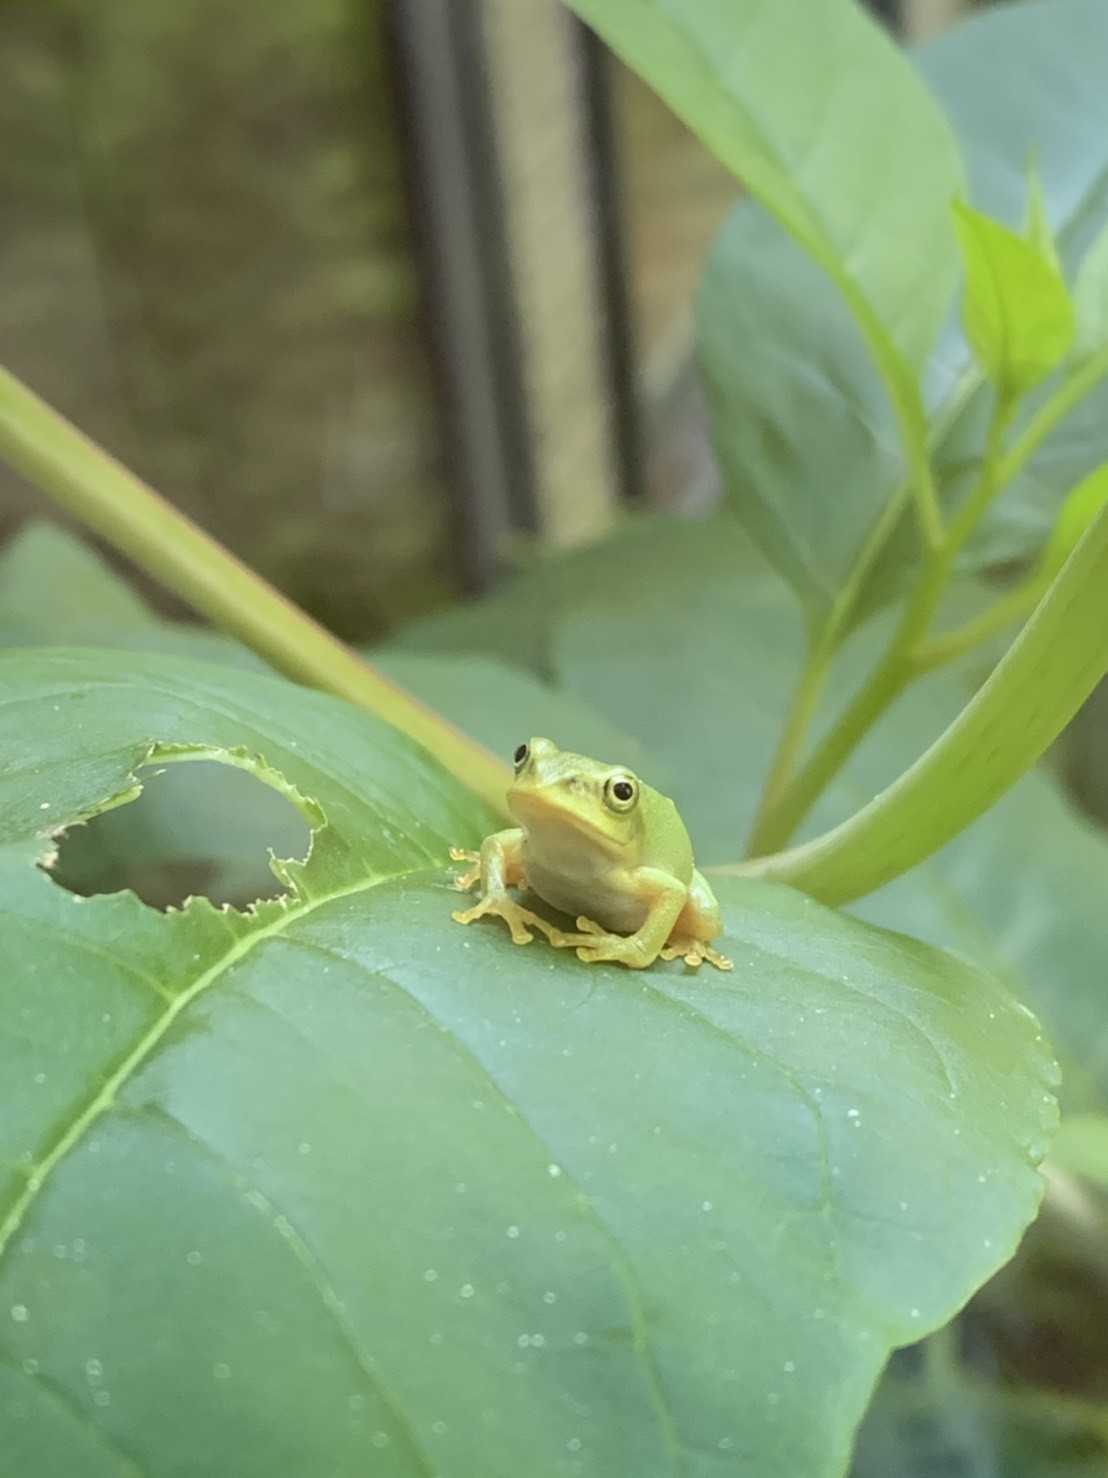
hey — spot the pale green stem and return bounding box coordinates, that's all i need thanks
[0,365,512,817]
[746,394,1017,856]
[945,394,1016,552]
[744,560,946,857]
[745,361,1003,858]
[999,346,1108,487]
[723,503,1108,904]
[744,632,835,855]
[913,578,1044,672]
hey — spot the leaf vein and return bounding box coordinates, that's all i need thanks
[0,873,386,1260]
[121,1103,439,1478]
[0,1349,150,1478]
[285,927,686,1475]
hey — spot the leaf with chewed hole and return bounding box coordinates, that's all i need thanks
[0,648,1056,1478]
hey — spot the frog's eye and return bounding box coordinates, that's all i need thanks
[605,775,638,812]
[513,743,529,771]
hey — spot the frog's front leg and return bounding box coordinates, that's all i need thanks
[562,869,688,969]
[451,829,563,947]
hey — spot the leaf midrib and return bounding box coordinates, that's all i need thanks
[136,1101,439,1478]
[0,868,690,1473]
[0,870,389,1259]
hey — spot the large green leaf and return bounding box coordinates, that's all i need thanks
[0,521,262,668]
[0,523,303,906]
[0,647,1056,1478]
[563,0,961,373]
[698,0,1108,623]
[0,522,650,906]
[396,513,1108,1111]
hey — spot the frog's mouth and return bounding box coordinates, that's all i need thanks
[508,787,622,849]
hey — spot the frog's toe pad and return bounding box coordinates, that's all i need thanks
[660,941,734,971]
[452,901,536,945]
[574,938,653,969]
[573,916,609,937]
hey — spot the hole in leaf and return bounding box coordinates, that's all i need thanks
[49,760,313,911]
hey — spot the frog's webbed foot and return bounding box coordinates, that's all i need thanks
[452,892,561,947]
[449,846,481,891]
[544,915,655,969]
[660,938,734,971]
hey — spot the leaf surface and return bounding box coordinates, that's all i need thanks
[395,514,1108,1112]
[563,0,961,369]
[952,202,1074,397]
[0,646,1056,1478]
[698,0,1108,622]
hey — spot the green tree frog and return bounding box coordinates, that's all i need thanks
[452,738,732,970]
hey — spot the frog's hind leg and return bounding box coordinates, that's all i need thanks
[660,869,733,971]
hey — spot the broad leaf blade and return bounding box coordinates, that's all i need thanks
[699,0,1108,624]
[563,0,963,366]
[698,215,904,618]
[0,648,1056,1478]
[420,514,1108,1114]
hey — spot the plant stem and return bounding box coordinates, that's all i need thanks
[999,346,1108,487]
[745,357,998,859]
[946,393,1017,549]
[745,566,944,856]
[745,633,835,856]
[724,501,1108,904]
[913,579,1044,672]
[747,394,1016,856]
[0,365,512,817]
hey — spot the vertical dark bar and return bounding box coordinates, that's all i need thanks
[866,0,904,31]
[574,20,646,504]
[388,0,539,591]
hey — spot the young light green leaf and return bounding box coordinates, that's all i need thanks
[0,648,1056,1478]
[1023,163,1063,275]
[1035,463,1108,582]
[1074,217,1108,356]
[952,201,1075,396]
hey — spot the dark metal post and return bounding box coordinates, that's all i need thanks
[388,0,539,591]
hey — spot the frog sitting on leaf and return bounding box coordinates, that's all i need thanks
[452,738,732,970]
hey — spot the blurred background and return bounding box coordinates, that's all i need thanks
[0,0,983,642]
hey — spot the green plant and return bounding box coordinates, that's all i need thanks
[4,1,1108,1474]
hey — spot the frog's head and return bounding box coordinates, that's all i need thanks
[506,737,644,855]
